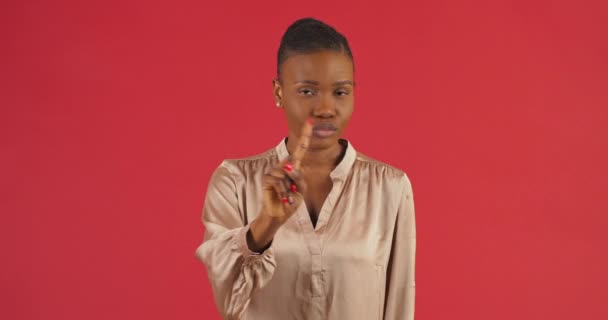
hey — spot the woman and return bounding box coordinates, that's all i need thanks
[195,18,416,320]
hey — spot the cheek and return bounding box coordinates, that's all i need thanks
[337,98,354,114]
[284,105,308,122]
[287,98,314,113]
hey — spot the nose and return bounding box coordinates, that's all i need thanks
[312,94,336,118]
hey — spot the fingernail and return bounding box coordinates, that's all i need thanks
[288,196,295,205]
[307,118,314,125]
[282,197,289,204]
[290,184,297,192]
[284,163,293,172]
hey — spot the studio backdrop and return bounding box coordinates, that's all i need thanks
[2,0,607,319]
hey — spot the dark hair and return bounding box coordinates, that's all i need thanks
[277,17,354,77]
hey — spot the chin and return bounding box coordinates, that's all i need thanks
[311,136,340,148]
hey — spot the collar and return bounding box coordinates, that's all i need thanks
[275,137,357,181]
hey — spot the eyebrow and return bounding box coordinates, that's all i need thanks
[294,80,355,86]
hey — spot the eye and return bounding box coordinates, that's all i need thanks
[298,88,315,96]
[334,89,351,96]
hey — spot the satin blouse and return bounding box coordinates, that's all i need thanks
[195,138,416,320]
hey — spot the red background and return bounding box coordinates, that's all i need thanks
[2,0,607,319]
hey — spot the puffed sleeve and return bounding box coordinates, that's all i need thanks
[384,173,416,320]
[195,161,277,320]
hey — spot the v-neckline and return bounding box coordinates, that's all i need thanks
[274,137,357,239]
[298,178,341,233]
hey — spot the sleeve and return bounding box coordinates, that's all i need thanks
[194,161,277,320]
[383,173,417,320]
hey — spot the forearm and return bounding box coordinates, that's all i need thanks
[247,213,284,253]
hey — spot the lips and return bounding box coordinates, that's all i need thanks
[312,122,338,138]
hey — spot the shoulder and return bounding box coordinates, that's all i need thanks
[353,151,413,191]
[354,151,410,180]
[211,146,278,182]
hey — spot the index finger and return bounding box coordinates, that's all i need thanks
[291,118,313,170]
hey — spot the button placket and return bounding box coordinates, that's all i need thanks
[311,253,325,297]
[295,204,327,297]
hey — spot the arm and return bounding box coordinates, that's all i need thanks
[384,173,417,320]
[194,162,277,320]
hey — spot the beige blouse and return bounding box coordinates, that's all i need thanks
[195,138,416,320]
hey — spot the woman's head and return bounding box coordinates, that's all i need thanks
[276,18,353,77]
[273,18,355,151]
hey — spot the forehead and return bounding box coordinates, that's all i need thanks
[281,51,354,83]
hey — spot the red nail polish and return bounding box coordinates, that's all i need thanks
[284,163,293,172]
[282,197,289,204]
[307,118,314,125]
[290,184,297,192]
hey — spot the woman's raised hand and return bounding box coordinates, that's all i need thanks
[260,119,313,223]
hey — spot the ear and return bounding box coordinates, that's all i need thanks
[272,78,283,105]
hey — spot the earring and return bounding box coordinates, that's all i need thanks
[276,101,282,108]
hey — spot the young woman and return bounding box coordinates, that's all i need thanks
[196,18,416,320]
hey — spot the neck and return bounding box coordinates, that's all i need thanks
[286,137,346,170]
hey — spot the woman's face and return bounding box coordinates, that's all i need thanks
[274,50,354,150]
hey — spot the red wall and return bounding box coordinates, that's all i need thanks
[2,0,607,319]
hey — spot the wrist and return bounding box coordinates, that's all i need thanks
[247,213,284,253]
[258,210,287,229]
